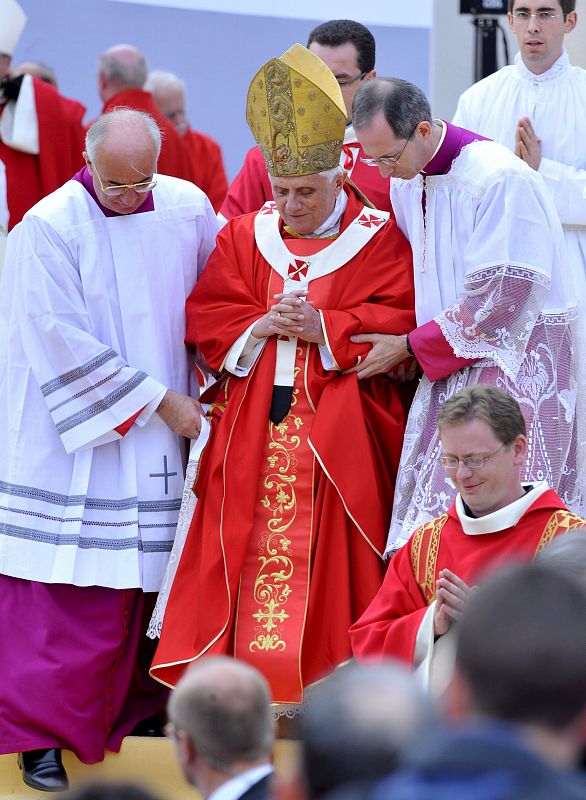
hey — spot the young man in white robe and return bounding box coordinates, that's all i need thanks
[0,107,217,790]
[350,77,581,552]
[453,1,586,288]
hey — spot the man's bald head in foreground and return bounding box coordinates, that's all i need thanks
[167,656,274,794]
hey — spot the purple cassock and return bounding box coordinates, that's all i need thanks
[0,169,166,764]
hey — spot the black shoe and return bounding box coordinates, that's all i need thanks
[130,716,166,737]
[17,748,69,792]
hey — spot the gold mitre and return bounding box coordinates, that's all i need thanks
[246,43,347,178]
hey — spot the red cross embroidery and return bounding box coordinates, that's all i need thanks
[288,259,309,281]
[260,202,277,214]
[357,213,384,228]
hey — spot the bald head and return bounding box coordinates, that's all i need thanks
[98,44,147,103]
[168,657,274,772]
[84,108,160,215]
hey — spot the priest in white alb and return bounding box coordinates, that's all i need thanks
[0,107,217,790]
[350,77,582,552]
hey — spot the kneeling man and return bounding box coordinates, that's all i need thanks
[350,385,584,680]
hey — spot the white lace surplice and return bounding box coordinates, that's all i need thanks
[387,140,581,552]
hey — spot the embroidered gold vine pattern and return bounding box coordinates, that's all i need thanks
[250,373,303,653]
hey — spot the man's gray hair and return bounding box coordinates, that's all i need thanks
[85,107,162,163]
[99,48,147,89]
[145,70,186,100]
[353,77,432,141]
[167,657,274,773]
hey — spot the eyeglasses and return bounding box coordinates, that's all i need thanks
[510,10,565,24]
[93,164,157,196]
[439,443,507,471]
[360,124,418,168]
[337,71,367,87]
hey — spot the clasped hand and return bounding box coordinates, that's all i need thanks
[251,290,325,345]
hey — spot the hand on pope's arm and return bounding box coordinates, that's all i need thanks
[251,291,325,344]
[156,389,203,439]
[515,116,542,171]
[343,333,411,379]
[433,569,476,637]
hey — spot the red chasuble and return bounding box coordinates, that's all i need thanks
[350,488,584,665]
[151,187,415,707]
[183,128,228,213]
[101,90,196,184]
[0,77,85,229]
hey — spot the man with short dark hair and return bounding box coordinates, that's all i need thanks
[350,386,584,681]
[454,1,586,292]
[167,657,274,800]
[218,20,391,223]
[370,564,586,799]
[0,107,217,790]
[98,44,196,183]
[350,76,581,552]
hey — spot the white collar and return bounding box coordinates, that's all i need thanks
[455,481,550,535]
[208,764,273,800]
[344,123,357,145]
[423,119,447,170]
[515,49,569,82]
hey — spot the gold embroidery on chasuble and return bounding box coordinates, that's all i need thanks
[234,344,317,703]
[410,514,449,605]
[534,510,586,554]
[250,383,302,653]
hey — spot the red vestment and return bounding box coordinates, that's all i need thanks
[101,90,196,183]
[0,78,85,229]
[151,188,415,707]
[350,488,585,665]
[219,143,392,220]
[183,128,228,212]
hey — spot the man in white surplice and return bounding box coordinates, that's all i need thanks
[0,107,217,789]
[349,77,581,553]
[453,0,586,286]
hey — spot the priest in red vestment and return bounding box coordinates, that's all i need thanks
[98,45,196,184]
[150,44,415,714]
[350,385,584,689]
[0,0,86,229]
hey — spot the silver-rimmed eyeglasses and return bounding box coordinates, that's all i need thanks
[439,443,507,471]
[337,71,367,87]
[360,124,418,168]
[511,10,564,24]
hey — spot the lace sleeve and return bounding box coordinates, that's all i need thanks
[435,264,550,380]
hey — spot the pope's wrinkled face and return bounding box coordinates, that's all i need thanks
[439,418,527,518]
[270,171,345,235]
[84,139,158,215]
[508,1,577,75]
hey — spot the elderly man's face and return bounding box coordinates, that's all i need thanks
[270,171,344,235]
[84,141,158,215]
[153,86,188,136]
[439,418,527,518]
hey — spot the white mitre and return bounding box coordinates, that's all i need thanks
[0,0,27,56]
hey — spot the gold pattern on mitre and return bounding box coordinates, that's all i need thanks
[246,44,347,177]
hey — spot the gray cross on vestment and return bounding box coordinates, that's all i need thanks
[149,455,178,495]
